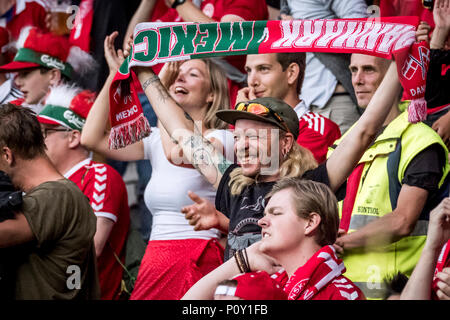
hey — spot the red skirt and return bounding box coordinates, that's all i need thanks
[130,238,224,300]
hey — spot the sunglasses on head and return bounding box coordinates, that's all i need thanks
[235,102,290,133]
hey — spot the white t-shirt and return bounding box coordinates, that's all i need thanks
[143,127,234,241]
[0,78,23,105]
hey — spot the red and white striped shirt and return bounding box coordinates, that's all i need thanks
[64,158,130,300]
[295,101,342,164]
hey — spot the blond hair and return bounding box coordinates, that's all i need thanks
[202,59,230,130]
[228,140,318,196]
[267,178,339,246]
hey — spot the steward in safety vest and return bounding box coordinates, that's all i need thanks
[328,108,449,300]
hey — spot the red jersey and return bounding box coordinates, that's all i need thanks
[305,275,365,300]
[297,110,342,164]
[272,246,365,300]
[4,0,48,41]
[272,272,365,300]
[65,159,130,300]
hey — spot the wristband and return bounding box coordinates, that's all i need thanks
[172,0,186,9]
[234,251,244,273]
[238,249,251,273]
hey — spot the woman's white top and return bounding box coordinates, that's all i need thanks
[143,127,234,241]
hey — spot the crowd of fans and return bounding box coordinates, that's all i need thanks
[0,0,449,301]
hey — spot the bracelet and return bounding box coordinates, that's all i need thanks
[141,74,159,92]
[237,249,251,273]
[234,251,244,273]
[243,248,250,271]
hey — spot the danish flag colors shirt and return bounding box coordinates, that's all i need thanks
[64,158,130,300]
[272,246,365,300]
[295,100,342,164]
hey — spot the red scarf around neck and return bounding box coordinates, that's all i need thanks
[283,245,346,300]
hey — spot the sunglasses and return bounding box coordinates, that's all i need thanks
[235,102,290,133]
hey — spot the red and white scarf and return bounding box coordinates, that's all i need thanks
[109,17,427,149]
[283,245,346,300]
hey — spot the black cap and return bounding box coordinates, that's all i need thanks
[216,97,299,139]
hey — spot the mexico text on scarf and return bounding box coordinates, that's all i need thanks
[109,16,428,149]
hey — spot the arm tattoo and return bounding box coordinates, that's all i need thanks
[184,134,231,183]
[141,74,160,92]
[143,76,171,104]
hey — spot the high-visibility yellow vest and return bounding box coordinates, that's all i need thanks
[328,111,449,299]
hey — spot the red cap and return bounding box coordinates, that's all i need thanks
[0,27,75,78]
[0,60,41,72]
[70,90,96,119]
[37,84,96,131]
[20,27,71,62]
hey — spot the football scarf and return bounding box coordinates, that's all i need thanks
[340,163,365,232]
[109,16,428,149]
[283,245,345,300]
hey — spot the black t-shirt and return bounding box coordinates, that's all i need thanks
[402,143,446,192]
[425,49,450,110]
[216,162,341,260]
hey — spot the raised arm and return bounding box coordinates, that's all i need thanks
[135,67,231,189]
[430,0,450,50]
[81,32,145,162]
[123,0,157,49]
[326,61,401,192]
[400,198,450,299]
[165,0,246,23]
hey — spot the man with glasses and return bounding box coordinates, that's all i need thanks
[37,84,130,300]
